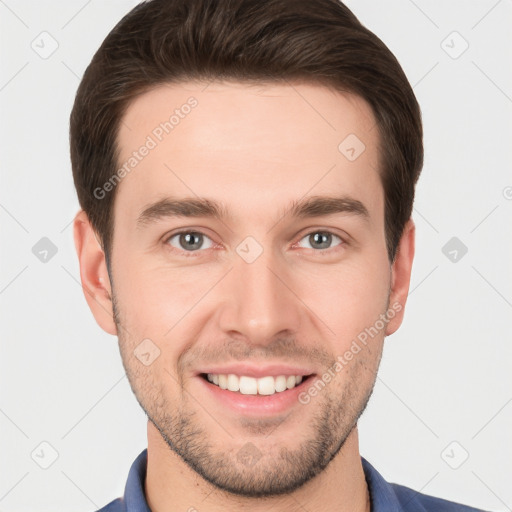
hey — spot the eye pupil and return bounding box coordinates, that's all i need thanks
[310,232,331,249]
[181,232,202,250]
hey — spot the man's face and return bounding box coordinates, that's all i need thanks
[106,81,398,496]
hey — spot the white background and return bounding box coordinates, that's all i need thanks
[0,1,511,511]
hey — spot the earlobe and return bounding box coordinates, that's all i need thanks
[385,219,415,336]
[73,210,117,335]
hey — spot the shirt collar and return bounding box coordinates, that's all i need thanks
[361,456,408,511]
[123,449,151,512]
[121,449,406,512]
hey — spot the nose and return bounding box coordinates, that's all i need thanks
[216,244,304,347]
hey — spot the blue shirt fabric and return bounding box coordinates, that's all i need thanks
[96,449,489,512]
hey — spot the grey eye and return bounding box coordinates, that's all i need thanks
[167,231,214,252]
[298,231,342,250]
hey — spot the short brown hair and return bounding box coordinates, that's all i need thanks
[70,0,423,264]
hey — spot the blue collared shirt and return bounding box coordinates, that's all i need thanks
[96,449,489,511]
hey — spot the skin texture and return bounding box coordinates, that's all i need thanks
[74,80,415,512]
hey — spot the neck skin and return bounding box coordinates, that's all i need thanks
[144,421,370,512]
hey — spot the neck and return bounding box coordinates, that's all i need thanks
[144,421,370,512]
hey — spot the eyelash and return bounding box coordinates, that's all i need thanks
[163,229,347,258]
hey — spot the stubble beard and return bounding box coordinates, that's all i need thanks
[112,292,381,498]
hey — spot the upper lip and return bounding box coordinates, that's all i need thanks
[196,363,316,379]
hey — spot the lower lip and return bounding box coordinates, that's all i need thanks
[198,375,315,416]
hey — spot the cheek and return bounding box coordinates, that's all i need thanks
[113,255,201,325]
[112,262,216,371]
[295,256,390,340]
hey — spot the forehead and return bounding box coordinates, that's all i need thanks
[114,80,382,226]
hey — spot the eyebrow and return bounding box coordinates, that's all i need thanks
[136,194,370,228]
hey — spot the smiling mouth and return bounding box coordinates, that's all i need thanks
[199,373,314,395]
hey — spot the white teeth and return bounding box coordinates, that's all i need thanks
[257,376,275,395]
[218,374,228,390]
[275,375,287,392]
[239,376,258,395]
[227,374,239,392]
[205,373,307,395]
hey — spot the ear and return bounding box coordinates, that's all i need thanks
[385,218,415,336]
[73,210,117,335]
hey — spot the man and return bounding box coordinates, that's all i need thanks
[70,0,488,510]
